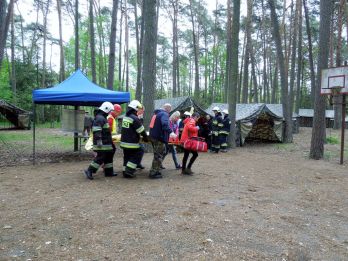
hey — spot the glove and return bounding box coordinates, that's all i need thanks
[169,132,177,139]
[96,139,103,148]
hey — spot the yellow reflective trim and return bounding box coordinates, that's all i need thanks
[136,126,145,133]
[126,161,137,169]
[90,162,100,169]
[120,142,140,149]
[123,116,134,123]
[104,163,113,168]
[92,126,102,132]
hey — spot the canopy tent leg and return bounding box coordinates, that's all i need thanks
[33,103,36,165]
[74,105,79,151]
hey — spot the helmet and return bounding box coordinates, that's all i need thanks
[99,102,114,113]
[212,106,220,112]
[222,109,229,114]
[113,104,122,114]
[128,100,143,111]
[184,111,191,116]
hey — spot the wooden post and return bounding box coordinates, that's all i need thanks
[340,94,346,164]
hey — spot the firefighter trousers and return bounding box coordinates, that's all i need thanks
[211,134,221,152]
[219,134,228,150]
[88,150,114,175]
[123,148,143,175]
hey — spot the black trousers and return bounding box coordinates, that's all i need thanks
[88,150,114,175]
[123,148,143,174]
[182,149,198,170]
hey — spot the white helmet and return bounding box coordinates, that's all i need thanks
[128,100,143,111]
[99,101,114,113]
[223,109,229,114]
[212,106,220,112]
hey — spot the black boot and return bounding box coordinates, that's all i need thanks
[84,169,94,180]
[105,172,118,177]
[123,167,136,178]
[149,171,163,179]
[137,164,145,169]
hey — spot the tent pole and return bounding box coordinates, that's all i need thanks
[33,103,36,165]
[74,105,78,151]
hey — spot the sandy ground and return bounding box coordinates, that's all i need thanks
[0,128,347,260]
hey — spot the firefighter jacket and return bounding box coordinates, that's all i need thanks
[92,111,113,151]
[212,113,223,136]
[220,115,231,135]
[120,109,148,149]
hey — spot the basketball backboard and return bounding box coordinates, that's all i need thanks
[321,66,348,95]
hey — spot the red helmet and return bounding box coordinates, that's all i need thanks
[113,104,122,114]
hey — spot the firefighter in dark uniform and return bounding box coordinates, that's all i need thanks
[211,106,223,153]
[120,100,149,178]
[84,102,116,180]
[220,109,231,152]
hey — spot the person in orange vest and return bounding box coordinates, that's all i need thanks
[107,104,122,158]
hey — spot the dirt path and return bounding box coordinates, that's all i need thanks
[0,128,347,260]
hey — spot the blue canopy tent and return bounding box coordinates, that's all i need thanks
[33,69,130,106]
[32,69,131,164]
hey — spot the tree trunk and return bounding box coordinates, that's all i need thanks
[15,3,25,63]
[189,0,200,100]
[268,0,292,143]
[124,0,129,92]
[134,0,142,101]
[107,0,119,90]
[271,64,278,103]
[227,0,240,149]
[118,0,123,90]
[303,0,316,107]
[310,0,333,159]
[41,0,51,88]
[172,0,178,97]
[89,0,96,83]
[289,0,299,115]
[295,0,302,114]
[57,0,65,81]
[75,0,79,70]
[0,0,14,69]
[10,7,16,104]
[142,0,158,127]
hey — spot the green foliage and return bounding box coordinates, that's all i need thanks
[326,136,339,145]
[0,60,12,101]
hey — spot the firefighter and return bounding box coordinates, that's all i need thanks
[107,104,122,158]
[120,100,149,178]
[211,106,223,153]
[84,102,116,180]
[220,109,231,152]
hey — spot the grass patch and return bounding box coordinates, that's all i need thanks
[326,136,339,144]
[274,143,295,151]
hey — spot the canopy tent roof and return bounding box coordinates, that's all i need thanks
[32,69,130,106]
[154,96,207,116]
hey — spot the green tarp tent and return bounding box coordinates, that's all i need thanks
[205,103,286,145]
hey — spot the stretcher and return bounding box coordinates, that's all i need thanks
[85,134,180,151]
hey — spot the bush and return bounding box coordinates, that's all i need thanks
[326,136,339,144]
